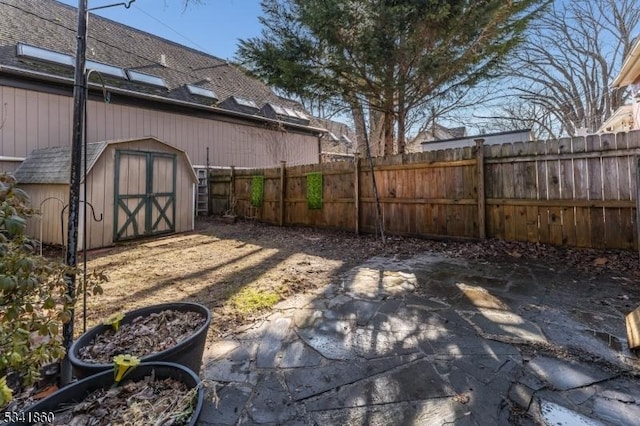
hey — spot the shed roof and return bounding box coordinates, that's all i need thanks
[14,137,198,184]
[14,142,106,184]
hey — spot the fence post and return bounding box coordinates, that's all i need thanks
[229,166,235,213]
[475,139,486,240]
[637,157,640,259]
[354,153,360,234]
[207,172,212,216]
[280,161,286,227]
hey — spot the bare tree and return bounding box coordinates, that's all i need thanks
[472,100,559,139]
[503,0,640,137]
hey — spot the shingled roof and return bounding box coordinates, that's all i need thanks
[0,0,305,113]
[13,142,106,184]
[312,117,357,154]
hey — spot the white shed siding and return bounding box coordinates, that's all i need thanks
[22,184,69,247]
[18,138,197,250]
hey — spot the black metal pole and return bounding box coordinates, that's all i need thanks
[61,0,88,386]
[83,74,88,334]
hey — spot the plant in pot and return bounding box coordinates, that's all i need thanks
[69,302,211,378]
[0,174,106,412]
[19,359,205,425]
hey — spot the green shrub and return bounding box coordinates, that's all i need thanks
[0,174,105,408]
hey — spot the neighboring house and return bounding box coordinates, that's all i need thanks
[421,128,533,151]
[421,129,533,152]
[413,124,467,143]
[408,124,466,153]
[603,38,640,133]
[598,105,634,134]
[311,117,357,162]
[0,0,325,174]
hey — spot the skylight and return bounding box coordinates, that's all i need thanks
[86,60,127,79]
[234,97,258,108]
[293,110,310,120]
[186,84,217,99]
[267,103,309,121]
[17,43,73,67]
[282,107,300,118]
[17,44,129,79]
[269,104,288,115]
[126,70,167,88]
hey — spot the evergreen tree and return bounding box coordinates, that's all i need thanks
[238,0,549,155]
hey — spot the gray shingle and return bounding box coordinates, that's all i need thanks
[0,0,296,110]
[14,142,106,184]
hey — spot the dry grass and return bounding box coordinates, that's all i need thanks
[73,220,348,338]
[71,217,639,340]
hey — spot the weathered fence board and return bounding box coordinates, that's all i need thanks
[208,130,640,251]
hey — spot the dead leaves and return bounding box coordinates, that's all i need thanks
[38,375,194,426]
[78,310,205,364]
[593,257,609,266]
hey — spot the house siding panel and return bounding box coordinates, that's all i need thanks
[0,86,320,174]
[14,88,27,158]
[37,93,49,148]
[25,91,38,157]
[0,88,10,155]
[48,93,60,148]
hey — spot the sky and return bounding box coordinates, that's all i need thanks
[57,0,263,61]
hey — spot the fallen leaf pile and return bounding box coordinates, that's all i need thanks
[34,374,195,426]
[78,310,206,364]
[209,219,638,279]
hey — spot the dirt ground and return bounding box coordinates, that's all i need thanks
[73,217,639,339]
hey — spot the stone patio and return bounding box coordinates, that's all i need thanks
[197,253,640,425]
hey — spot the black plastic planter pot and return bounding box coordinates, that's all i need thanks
[20,362,203,426]
[69,302,211,379]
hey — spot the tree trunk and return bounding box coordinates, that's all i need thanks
[347,94,386,244]
[384,111,394,156]
[369,108,384,157]
[397,97,406,154]
[382,61,395,156]
[348,98,367,155]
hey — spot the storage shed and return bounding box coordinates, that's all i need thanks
[14,137,198,250]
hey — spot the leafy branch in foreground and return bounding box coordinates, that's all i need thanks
[0,173,107,409]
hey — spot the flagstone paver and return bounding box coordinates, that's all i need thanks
[198,253,640,425]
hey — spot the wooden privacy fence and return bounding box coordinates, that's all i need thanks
[209,130,640,251]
